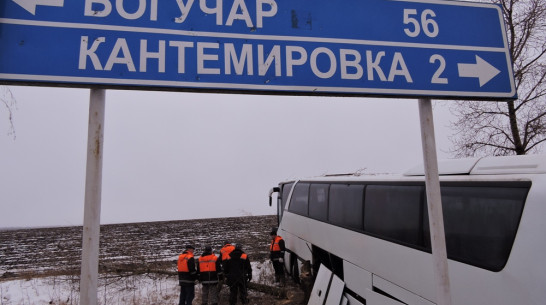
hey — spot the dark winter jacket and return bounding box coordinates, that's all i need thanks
[197,250,223,284]
[224,248,252,286]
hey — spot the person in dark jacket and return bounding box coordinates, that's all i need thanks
[224,244,252,305]
[178,244,197,305]
[218,241,235,300]
[198,245,223,305]
[269,228,286,285]
[220,241,235,270]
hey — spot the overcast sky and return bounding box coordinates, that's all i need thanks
[0,86,454,228]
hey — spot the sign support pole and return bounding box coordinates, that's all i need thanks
[80,88,105,305]
[418,98,452,305]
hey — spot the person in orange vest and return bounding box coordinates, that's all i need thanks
[218,241,236,299]
[224,244,252,305]
[269,228,286,285]
[178,244,197,305]
[198,245,223,305]
[220,241,236,269]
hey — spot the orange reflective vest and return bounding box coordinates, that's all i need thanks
[270,236,283,252]
[220,244,235,261]
[178,252,194,272]
[199,254,218,272]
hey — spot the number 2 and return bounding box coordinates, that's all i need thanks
[430,55,448,84]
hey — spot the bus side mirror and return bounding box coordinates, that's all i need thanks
[268,187,280,206]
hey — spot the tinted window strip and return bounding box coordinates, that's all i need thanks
[290,180,530,272]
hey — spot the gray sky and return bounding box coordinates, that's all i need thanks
[0,86,454,228]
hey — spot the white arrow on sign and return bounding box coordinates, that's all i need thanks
[458,55,501,87]
[12,0,64,15]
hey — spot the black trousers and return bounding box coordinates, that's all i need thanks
[179,284,195,305]
[228,280,248,305]
[272,260,284,281]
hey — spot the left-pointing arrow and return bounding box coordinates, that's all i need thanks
[458,55,501,87]
[12,0,64,15]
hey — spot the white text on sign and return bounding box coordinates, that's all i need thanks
[84,0,278,28]
[78,36,414,83]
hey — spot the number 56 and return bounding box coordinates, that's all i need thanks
[403,9,439,38]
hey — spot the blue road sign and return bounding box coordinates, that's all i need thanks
[0,0,516,99]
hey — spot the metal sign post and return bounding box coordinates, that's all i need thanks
[418,98,452,305]
[80,88,105,305]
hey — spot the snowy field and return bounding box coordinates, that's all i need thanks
[0,215,282,305]
[1,274,178,305]
[1,262,275,305]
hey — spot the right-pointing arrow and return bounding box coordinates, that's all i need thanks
[458,55,501,87]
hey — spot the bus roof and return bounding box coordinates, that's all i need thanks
[404,154,546,176]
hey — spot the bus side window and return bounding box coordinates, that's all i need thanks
[434,185,528,271]
[289,183,310,216]
[309,184,329,221]
[279,183,294,220]
[329,184,365,231]
[364,185,426,248]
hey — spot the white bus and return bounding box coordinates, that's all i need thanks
[268,154,546,305]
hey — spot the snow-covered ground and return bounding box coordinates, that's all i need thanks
[1,274,178,305]
[1,262,275,305]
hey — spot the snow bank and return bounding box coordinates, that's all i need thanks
[0,262,275,305]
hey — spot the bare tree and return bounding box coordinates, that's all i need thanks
[449,0,546,157]
[1,86,17,139]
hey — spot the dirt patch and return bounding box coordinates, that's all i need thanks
[1,215,277,278]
